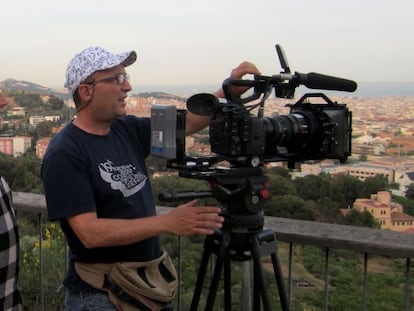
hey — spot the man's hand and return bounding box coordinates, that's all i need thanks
[214,61,261,99]
[186,61,261,135]
[162,200,224,236]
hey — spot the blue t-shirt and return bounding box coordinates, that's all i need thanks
[41,115,161,291]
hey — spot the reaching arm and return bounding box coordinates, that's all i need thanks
[67,200,223,248]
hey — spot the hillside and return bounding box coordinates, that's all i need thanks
[0,79,69,99]
[0,79,187,102]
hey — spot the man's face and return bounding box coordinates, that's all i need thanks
[87,65,132,122]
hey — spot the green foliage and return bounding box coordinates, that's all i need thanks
[267,174,297,196]
[405,183,414,201]
[19,222,66,311]
[343,209,380,228]
[46,97,64,110]
[266,194,316,220]
[0,151,43,193]
[2,89,75,122]
[360,174,389,198]
[393,194,414,217]
[293,174,333,202]
[331,174,364,207]
[299,245,410,310]
[12,92,43,108]
[35,121,54,138]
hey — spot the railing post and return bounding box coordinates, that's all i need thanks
[38,212,45,311]
[323,247,330,311]
[287,243,293,310]
[362,253,368,311]
[405,258,411,311]
[177,236,182,311]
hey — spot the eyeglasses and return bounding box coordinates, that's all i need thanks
[89,73,130,86]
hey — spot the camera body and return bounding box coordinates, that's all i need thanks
[208,93,351,168]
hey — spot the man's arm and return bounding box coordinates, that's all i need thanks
[185,61,261,136]
[68,200,223,248]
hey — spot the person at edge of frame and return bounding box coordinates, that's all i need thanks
[0,175,23,311]
[41,46,261,310]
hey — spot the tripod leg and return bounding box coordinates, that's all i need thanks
[270,252,289,311]
[252,249,272,311]
[204,232,231,311]
[190,235,215,311]
[224,256,232,310]
[253,230,290,311]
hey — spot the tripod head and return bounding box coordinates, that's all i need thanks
[160,166,269,240]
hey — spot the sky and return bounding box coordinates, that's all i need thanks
[1,0,413,93]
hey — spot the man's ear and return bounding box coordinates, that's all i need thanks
[78,84,93,100]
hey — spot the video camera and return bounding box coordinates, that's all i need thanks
[151,44,355,177]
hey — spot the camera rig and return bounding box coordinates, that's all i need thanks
[156,44,355,176]
[154,43,357,220]
[151,44,357,310]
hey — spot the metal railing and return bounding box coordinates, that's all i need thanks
[13,191,414,310]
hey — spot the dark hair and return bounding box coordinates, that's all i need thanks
[73,89,81,108]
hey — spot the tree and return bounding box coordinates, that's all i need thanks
[293,174,332,201]
[343,209,380,228]
[46,96,64,110]
[393,195,414,217]
[361,174,389,198]
[13,92,43,107]
[35,121,54,138]
[266,194,316,220]
[0,151,43,193]
[266,173,297,196]
[331,174,364,208]
[314,197,344,223]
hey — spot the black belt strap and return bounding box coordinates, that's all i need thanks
[103,274,173,311]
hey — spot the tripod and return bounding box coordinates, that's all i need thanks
[189,216,289,311]
[161,166,290,310]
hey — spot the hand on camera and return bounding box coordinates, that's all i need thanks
[215,61,261,99]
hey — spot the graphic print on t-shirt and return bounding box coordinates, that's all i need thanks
[98,160,147,197]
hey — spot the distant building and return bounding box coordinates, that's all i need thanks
[300,162,394,183]
[29,116,45,127]
[7,106,25,117]
[29,115,61,126]
[353,143,386,156]
[0,136,32,157]
[352,191,414,233]
[36,137,51,159]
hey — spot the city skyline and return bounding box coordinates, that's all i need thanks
[1,0,413,90]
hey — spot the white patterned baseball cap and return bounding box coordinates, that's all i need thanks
[64,46,137,95]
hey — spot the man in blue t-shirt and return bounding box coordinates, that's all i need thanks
[41,46,260,310]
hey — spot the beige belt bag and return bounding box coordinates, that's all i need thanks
[75,251,178,311]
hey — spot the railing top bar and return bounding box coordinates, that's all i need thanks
[265,216,414,258]
[13,191,46,214]
[12,192,414,258]
[158,206,414,258]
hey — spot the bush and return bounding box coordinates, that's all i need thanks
[19,222,66,310]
